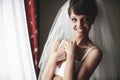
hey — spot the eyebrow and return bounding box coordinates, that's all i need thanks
[70,16,76,18]
[70,15,87,19]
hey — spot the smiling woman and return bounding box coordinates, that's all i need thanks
[39,0,102,80]
[39,0,120,80]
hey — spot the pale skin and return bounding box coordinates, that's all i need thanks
[42,9,103,80]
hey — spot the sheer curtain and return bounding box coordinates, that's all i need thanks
[0,0,36,80]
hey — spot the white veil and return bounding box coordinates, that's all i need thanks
[38,0,120,79]
[89,0,120,79]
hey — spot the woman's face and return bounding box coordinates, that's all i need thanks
[70,9,92,37]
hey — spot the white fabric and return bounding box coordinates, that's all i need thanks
[38,0,120,79]
[89,0,120,79]
[0,0,36,80]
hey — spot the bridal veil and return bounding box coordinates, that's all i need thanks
[38,0,120,79]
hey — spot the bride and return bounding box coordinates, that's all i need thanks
[39,0,120,80]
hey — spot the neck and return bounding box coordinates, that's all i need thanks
[73,35,91,46]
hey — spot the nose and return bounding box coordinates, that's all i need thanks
[77,20,83,29]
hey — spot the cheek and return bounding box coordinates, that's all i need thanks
[71,22,76,30]
[84,22,91,30]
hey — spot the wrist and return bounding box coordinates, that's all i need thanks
[66,54,75,62]
[49,55,57,65]
[67,52,75,59]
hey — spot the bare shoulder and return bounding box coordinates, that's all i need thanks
[77,47,103,79]
[51,39,63,53]
[88,47,103,61]
[85,47,103,68]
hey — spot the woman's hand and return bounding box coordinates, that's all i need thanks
[50,47,66,64]
[64,40,76,59]
[55,47,66,62]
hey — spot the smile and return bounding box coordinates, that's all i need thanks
[77,29,83,33]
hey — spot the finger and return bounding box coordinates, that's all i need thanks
[57,55,66,61]
[57,51,66,57]
[57,48,65,54]
[64,45,68,53]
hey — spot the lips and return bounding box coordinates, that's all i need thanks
[77,29,83,32]
[76,29,83,34]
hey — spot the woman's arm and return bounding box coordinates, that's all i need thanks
[63,40,76,80]
[41,52,58,80]
[63,54,75,80]
[77,48,102,80]
[42,39,66,80]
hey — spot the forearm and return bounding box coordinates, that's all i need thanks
[63,56,75,80]
[42,58,56,80]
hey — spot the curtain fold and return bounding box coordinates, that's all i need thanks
[24,0,38,77]
[0,0,36,80]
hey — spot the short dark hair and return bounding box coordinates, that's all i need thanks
[68,0,97,19]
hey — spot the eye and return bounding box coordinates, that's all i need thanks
[82,17,89,23]
[71,18,77,22]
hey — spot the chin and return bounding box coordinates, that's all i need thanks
[76,34,84,37]
[76,32,84,37]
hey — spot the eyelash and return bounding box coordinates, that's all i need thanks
[71,17,89,23]
[71,18,77,22]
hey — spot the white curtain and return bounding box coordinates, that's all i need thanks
[0,0,36,80]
